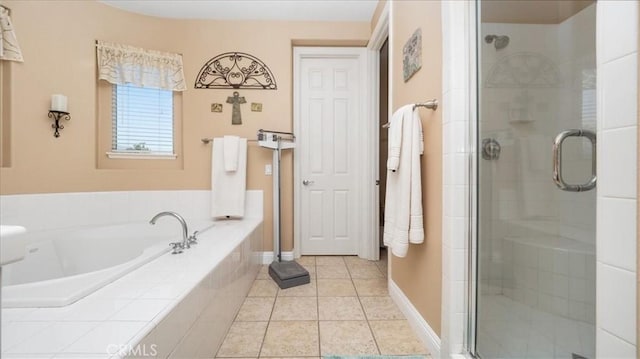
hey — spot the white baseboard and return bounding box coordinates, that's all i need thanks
[389,279,441,358]
[258,251,295,264]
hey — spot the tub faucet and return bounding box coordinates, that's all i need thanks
[149,211,196,254]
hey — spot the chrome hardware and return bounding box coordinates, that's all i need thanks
[150,211,191,253]
[552,129,596,192]
[413,99,438,111]
[485,34,510,50]
[382,99,438,128]
[376,180,380,185]
[302,180,315,186]
[188,231,199,245]
[481,138,501,160]
[169,242,183,255]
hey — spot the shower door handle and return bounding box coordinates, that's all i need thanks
[552,129,596,192]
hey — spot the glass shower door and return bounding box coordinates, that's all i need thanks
[475,1,597,358]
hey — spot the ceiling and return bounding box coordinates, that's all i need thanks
[99,0,378,22]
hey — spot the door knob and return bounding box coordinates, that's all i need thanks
[302,180,315,186]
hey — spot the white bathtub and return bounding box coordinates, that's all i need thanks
[2,190,264,358]
[1,220,215,308]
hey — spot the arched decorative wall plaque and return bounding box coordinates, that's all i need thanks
[485,52,562,88]
[194,52,277,90]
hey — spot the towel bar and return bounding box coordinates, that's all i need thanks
[201,138,259,144]
[382,99,438,128]
[202,129,294,144]
[201,137,293,144]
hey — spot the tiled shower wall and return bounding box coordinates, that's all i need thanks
[596,1,638,356]
[478,4,597,324]
[442,1,637,357]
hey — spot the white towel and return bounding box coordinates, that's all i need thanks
[223,135,240,172]
[387,108,404,172]
[383,105,424,258]
[211,137,247,218]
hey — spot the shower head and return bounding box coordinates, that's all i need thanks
[485,35,510,50]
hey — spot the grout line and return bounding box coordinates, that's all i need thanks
[598,261,637,275]
[346,258,382,355]
[256,270,277,359]
[599,49,639,67]
[311,257,321,357]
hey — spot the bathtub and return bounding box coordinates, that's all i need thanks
[1,220,215,308]
[2,218,263,358]
[1,190,264,358]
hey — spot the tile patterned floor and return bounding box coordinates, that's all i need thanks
[216,252,430,358]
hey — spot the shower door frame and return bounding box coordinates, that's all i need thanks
[440,1,639,358]
[439,0,479,356]
[466,1,480,354]
[467,1,479,354]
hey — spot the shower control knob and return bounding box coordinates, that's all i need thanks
[482,138,501,160]
[302,180,315,186]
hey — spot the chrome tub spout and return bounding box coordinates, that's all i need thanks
[149,211,197,254]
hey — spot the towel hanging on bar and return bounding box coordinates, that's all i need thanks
[382,99,438,128]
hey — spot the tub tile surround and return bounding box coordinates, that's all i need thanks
[1,191,264,358]
[0,189,266,233]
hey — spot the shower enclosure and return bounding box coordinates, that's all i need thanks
[474,1,597,358]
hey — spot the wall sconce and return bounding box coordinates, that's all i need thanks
[47,94,70,137]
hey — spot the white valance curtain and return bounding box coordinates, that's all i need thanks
[0,6,24,62]
[96,40,186,92]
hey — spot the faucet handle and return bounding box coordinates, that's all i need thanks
[169,242,183,254]
[188,231,199,245]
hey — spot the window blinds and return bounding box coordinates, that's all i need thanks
[112,84,173,154]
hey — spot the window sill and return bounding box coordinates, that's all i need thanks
[106,151,177,160]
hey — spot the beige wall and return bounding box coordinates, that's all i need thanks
[390,0,443,336]
[0,0,370,252]
[0,61,10,167]
[370,0,387,33]
[482,0,594,24]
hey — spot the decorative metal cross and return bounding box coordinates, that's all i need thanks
[226,91,247,125]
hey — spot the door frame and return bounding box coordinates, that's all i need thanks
[293,46,371,259]
[368,2,390,261]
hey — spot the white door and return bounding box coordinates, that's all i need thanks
[295,48,366,255]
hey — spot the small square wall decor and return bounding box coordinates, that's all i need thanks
[403,28,422,82]
[211,103,223,112]
[251,103,263,112]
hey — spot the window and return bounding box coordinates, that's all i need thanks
[111,84,174,156]
[96,41,185,163]
[97,81,183,169]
